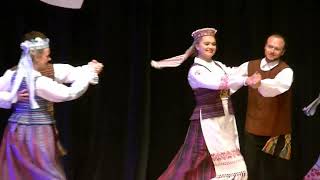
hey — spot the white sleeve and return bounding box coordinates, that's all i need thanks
[215,61,249,94]
[0,70,15,108]
[35,73,91,102]
[0,69,14,91]
[0,91,13,109]
[216,61,249,76]
[225,62,249,94]
[188,66,222,90]
[258,68,294,97]
[53,64,99,84]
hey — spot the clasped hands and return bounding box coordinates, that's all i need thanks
[219,72,262,90]
[246,72,261,89]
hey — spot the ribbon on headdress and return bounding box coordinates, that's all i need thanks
[150,45,195,69]
[5,37,50,109]
[150,27,217,69]
[303,93,320,116]
[151,54,187,69]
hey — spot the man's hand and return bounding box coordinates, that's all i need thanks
[246,72,261,89]
[17,89,29,101]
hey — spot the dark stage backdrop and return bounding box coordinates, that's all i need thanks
[0,0,319,179]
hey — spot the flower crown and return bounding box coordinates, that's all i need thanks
[20,37,50,51]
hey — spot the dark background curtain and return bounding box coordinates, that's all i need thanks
[0,0,318,179]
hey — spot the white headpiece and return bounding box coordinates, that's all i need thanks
[6,37,50,109]
[25,37,50,50]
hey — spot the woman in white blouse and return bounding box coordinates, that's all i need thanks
[0,31,103,180]
[151,28,252,180]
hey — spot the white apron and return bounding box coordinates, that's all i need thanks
[200,98,248,179]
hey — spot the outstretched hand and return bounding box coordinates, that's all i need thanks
[89,59,104,74]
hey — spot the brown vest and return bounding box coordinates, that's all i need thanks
[245,59,292,136]
[11,64,55,116]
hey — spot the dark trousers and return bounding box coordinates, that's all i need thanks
[244,132,293,180]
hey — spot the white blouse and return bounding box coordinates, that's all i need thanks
[0,64,97,107]
[188,57,247,95]
[188,57,293,97]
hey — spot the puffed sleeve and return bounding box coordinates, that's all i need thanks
[258,68,293,97]
[223,62,249,94]
[188,65,222,90]
[0,69,15,91]
[53,64,99,85]
[35,69,93,102]
[0,70,15,108]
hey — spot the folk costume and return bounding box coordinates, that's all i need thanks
[0,37,97,180]
[151,28,248,180]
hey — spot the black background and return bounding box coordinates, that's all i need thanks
[0,0,319,179]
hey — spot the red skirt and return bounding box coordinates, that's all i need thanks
[158,120,215,180]
[0,123,66,180]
